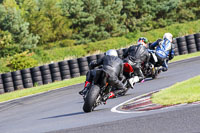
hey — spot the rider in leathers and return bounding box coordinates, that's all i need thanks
[123,37,150,83]
[79,49,127,100]
[149,33,175,72]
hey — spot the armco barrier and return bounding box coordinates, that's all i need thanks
[0,33,200,94]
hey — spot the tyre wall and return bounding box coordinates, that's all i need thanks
[1,33,200,94]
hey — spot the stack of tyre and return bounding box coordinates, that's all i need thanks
[177,36,188,55]
[68,59,80,78]
[49,63,62,82]
[59,60,71,80]
[31,66,43,86]
[40,65,52,84]
[172,38,179,56]
[21,69,33,88]
[194,33,200,51]
[2,72,14,92]
[12,70,24,90]
[0,74,4,94]
[185,34,197,53]
[78,57,89,76]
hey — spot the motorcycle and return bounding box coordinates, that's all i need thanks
[82,63,134,113]
[142,50,161,79]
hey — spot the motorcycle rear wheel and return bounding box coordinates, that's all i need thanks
[83,85,100,113]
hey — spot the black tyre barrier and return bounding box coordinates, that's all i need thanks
[40,65,52,84]
[0,75,5,94]
[186,34,197,53]
[2,72,14,92]
[21,68,33,88]
[12,70,24,90]
[31,66,43,86]
[177,37,188,55]
[68,59,80,78]
[49,63,62,82]
[96,53,105,60]
[78,57,89,76]
[194,33,200,51]
[71,73,80,78]
[87,55,97,64]
[59,60,71,80]
[172,38,179,56]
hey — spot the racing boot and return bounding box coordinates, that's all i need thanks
[102,92,115,104]
[79,81,91,96]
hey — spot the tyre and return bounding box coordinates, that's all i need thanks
[71,73,80,78]
[21,68,30,74]
[78,57,87,62]
[61,75,71,80]
[0,89,5,94]
[60,70,70,75]
[69,63,79,68]
[31,71,42,77]
[12,70,21,76]
[58,60,68,66]
[24,83,33,88]
[83,85,100,113]
[68,59,78,64]
[12,75,22,81]
[30,66,40,73]
[78,62,88,67]
[60,65,70,71]
[96,54,104,60]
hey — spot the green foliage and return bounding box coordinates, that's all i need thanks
[0,4,39,52]
[7,51,38,71]
[20,0,72,45]
[60,0,126,44]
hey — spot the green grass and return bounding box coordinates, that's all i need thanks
[170,51,200,63]
[151,75,200,105]
[0,76,85,103]
[0,52,200,103]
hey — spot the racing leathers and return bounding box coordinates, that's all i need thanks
[149,38,175,71]
[79,55,126,97]
[123,44,150,82]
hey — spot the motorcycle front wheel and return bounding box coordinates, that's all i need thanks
[83,85,100,113]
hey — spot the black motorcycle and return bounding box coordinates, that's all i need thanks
[82,63,134,113]
[142,50,161,79]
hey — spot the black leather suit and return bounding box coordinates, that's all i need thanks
[87,55,126,95]
[123,44,150,81]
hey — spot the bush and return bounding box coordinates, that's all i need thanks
[7,51,38,71]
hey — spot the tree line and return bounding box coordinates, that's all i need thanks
[0,0,200,57]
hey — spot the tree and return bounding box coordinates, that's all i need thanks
[19,0,72,45]
[60,0,126,44]
[0,4,39,53]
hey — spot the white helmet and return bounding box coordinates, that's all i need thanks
[106,49,118,57]
[163,33,173,42]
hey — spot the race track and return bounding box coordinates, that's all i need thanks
[0,57,200,133]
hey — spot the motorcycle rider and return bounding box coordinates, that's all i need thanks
[79,49,127,101]
[149,33,175,72]
[123,37,150,84]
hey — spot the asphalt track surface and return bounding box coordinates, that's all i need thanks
[0,57,200,133]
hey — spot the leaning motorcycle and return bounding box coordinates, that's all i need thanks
[82,63,134,113]
[142,50,161,79]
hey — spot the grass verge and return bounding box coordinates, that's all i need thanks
[151,75,200,105]
[0,76,85,103]
[0,52,200,103]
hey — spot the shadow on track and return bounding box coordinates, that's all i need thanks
[40,112,84,120]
